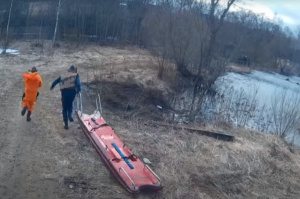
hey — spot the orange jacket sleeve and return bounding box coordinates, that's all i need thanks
[22,73,32,79]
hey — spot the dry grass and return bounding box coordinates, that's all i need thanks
[71,43,300,198]
[4,40,300,198]
[103,114,300,198]
[227,64,252,73]
[71,42,300,199]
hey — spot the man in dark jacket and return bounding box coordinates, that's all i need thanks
[50,65,81,130]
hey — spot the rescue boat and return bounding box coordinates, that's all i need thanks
[75,94,162,193]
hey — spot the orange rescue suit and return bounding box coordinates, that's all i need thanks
[22,72,43,112]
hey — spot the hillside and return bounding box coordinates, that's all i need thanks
[0,41,300,199]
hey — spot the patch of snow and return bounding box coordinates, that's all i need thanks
[0,48,20,55]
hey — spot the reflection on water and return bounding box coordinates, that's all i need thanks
[215,70,300,145]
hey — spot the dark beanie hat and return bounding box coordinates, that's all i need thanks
[31,67,38,72]
[69,65,76,72]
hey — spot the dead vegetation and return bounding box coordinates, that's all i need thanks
[1,41,300,198]
[74,41,300,198]
[88,81,170,121]
[107,115,300,199]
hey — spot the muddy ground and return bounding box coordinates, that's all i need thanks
[1,41,300,199]
[0,41,151,199]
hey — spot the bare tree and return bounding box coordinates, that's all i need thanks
[143,9,169,78]
[52,0,61,46]
[185,0,236,121]
[193,0,236,86]
[2,0,14,54]
[25,2,34,39]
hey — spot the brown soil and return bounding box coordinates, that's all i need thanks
[1,41,300,199]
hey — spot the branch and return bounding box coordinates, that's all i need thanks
[220,0,235,22]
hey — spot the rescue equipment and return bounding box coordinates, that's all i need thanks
[76,94,162,193]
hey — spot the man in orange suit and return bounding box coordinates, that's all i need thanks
[21,67,43,121]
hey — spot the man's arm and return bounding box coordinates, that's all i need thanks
[50,77,61,90]
[22,73,33,79]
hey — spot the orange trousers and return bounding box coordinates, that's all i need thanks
[22,91,37,112]
[22,99,36,112]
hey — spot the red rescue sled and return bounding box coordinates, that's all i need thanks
[75,94,162,193]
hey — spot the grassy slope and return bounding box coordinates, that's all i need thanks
[8,41,300,198]
[79,43,300,199]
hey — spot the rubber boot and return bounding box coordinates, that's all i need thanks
[27,111,31,121]
[21,106,27,116]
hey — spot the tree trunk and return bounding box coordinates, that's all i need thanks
[25,3,34,40]
[39,19,43,40]
[0,14,3,37]
[2,0,14,54]
[52,0,61,46]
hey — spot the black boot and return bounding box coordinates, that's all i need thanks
[64,120,69,130]
[27,111,31,121]
[69,116,74,122]
[21,106,27,116]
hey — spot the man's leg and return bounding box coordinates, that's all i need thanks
[21,99,28,116]
[61,95,69,129]
[26,101,35,121]
[27,111,31,121]
[67,92,76,122]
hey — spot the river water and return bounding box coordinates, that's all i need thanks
[214,70,300,145]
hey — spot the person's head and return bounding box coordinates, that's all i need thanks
[31,67,38,73]
[68,65,77,73]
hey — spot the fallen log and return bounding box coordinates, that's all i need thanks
[149,121,234,142]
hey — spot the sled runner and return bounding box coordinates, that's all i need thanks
[75,94,162,193]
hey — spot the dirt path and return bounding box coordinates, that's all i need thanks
[0,42,151,199]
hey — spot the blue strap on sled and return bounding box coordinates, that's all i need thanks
[112,142,134,169]
[91,117,98,125]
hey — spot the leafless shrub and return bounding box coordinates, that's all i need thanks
[212,86,258,128]
[211,84,300,142]
[252,104,273,133]
[270,89,300,139]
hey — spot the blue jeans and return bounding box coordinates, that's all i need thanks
[61,89,76,126]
